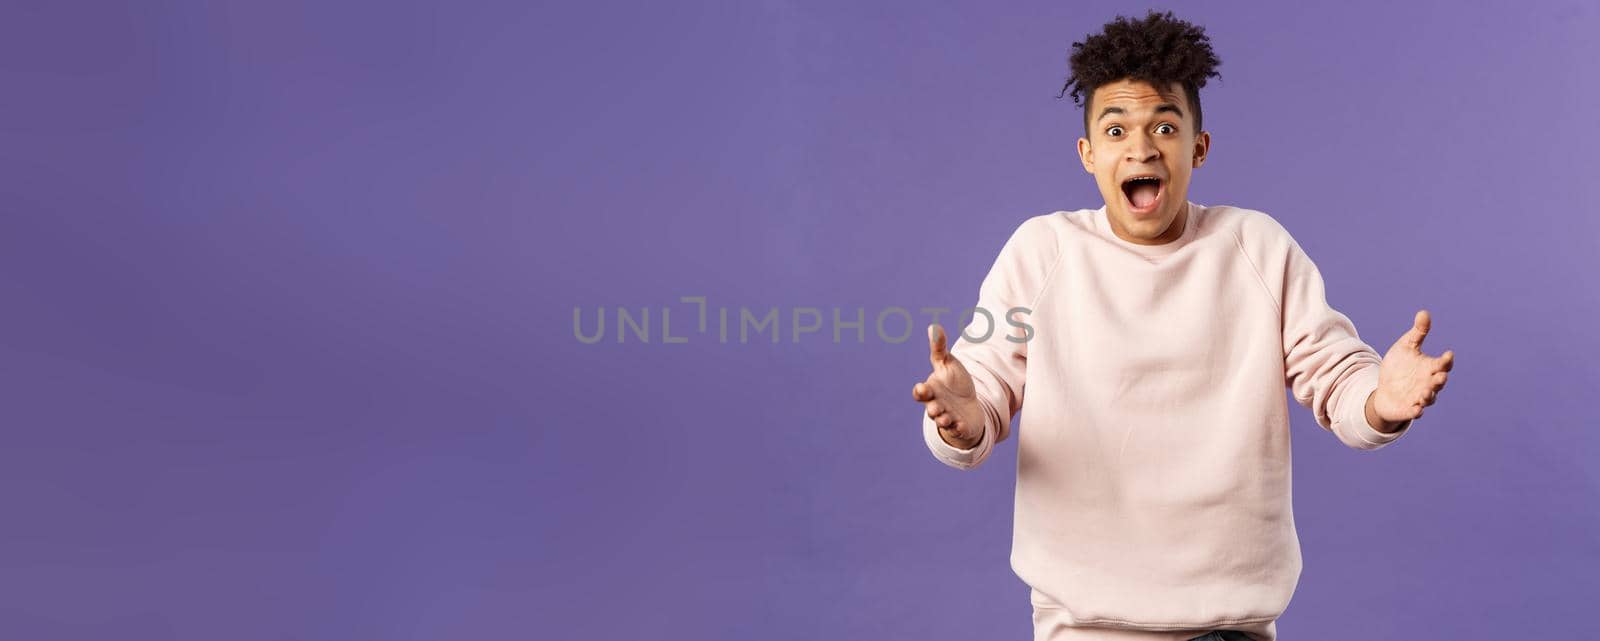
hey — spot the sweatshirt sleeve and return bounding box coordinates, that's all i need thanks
[1274,225,1413,451]
[923,215,1063,470]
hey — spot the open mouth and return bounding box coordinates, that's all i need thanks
[1120,175,1164,213]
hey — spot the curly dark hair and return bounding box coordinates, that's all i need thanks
[1059,10,1222,135]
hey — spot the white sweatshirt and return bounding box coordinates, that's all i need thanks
[922,201,1412,640]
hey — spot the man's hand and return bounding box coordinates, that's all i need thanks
[1369,309,1455,430]
[912,324,988,449]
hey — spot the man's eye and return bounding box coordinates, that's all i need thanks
[1106,126,1124,137]
[1156,124,1175,134]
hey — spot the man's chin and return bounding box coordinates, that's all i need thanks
[1109,205,1180,243]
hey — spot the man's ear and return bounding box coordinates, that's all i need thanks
[1076,136,1095,174]
[1191,130,1211,169]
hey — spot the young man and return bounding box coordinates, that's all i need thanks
[910,11,1455,641]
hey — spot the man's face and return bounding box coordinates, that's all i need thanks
[1076,79,1210,245]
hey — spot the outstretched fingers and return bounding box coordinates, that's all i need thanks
[1436,349,1454,372]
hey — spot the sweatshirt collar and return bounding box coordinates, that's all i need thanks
[1097,200,1199,259]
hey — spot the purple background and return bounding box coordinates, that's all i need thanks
[3,1,1596,639]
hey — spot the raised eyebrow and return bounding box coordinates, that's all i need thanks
[1095,106,1125,123]
[1097,103,1183,124]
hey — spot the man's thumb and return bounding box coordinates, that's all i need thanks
[1406,309,1431,350]
[928,324,949,364]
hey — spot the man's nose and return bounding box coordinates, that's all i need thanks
[1124,132,1160,163]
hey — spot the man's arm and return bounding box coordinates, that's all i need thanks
[1279,235,1414,451]
[914,215,1063,471]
